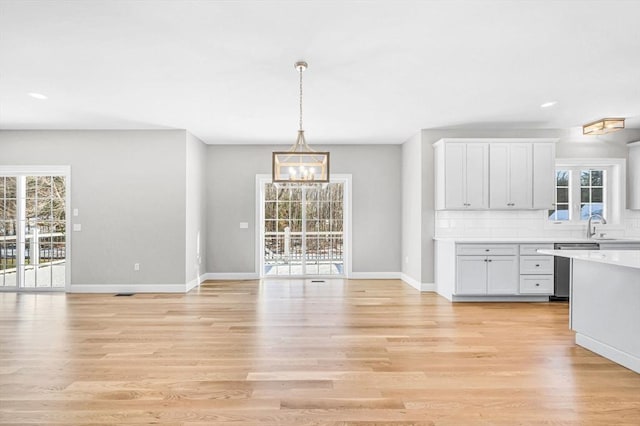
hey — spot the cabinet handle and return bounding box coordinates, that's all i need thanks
[488,259,492,262]
[484,259,488,262]
[485,249,490,252]
[535,264,540,267]
[535,283,540,287]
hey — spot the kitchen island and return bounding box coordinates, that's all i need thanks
[538,249,640,374]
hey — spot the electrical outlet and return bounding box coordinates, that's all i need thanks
[134,263,140,271]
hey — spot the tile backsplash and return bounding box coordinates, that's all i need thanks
[435,209,640,239]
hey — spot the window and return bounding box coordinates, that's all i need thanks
[548,159,624,225]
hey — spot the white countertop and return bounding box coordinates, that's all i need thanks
[537,249,640,270]
[434,237,640,243]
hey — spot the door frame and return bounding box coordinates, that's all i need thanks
[255,174,352,279]
[0,165,71,292]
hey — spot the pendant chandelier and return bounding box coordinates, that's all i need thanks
[272,61,330,183]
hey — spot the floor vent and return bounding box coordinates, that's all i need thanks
[115,293,135,297]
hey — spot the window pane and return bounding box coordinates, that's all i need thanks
[556,170,569,186]
[265,201,276,219]
[581,188,590,203]
[265,184,277,201]
[592,188,603,203]
[591,170,603,186]
[52,176,66,199]
[26,176,37,199]
[265,220,276,233]
[557,188,569,203]
[289,220,301,232]
[580,171,590,186]
[277,188,290,201]
[5,178,16,199]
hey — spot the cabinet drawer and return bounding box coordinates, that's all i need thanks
[519,275,553,294]
[519,244,554,256]
[456,244,518,256]
[519,256,554,274]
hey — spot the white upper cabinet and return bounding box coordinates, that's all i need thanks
[435,141,488,210]
[628,142,640,210]
[434,138,557,211]
[489,143,532,209]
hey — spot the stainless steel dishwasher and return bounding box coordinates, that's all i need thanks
[551,242,600,300]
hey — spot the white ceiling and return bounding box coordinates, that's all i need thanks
[1,0,639,145]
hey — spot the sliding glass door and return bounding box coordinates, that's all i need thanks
[0,170,69,290]
[261,180,346,277]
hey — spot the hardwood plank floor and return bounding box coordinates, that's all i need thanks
[1,279,639,425]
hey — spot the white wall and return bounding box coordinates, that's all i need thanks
[401,132,422,287]
[205,144,402,276]
[185,132,207,286]
[0,130,189,290]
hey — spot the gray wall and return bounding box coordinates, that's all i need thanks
[185,132,207,283]
[0,130,188,286]
[205,144,402,275]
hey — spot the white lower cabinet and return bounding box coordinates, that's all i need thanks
[519,275,553,294]
[456,244,519,295]
[455,243,553,297]
[519,244,554,295]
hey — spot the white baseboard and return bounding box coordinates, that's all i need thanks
[421,282,436,292]
[202,272,260,281]
[185,274,208,292]
[399,273,435,292]
[452,295,550,302]
[576,333,640,374]
[68,283,188,293]
[349,272,401,280]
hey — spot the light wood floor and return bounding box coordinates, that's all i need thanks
[1,280,639,425]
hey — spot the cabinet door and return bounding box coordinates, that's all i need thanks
[490,143,532,209]
[444,143,467,209]
[509,143,532,208]
[456,256,487,295]
[465,143,489,209]
[486,256,518,295]
[532,143,556,210]
[489,144,510,208]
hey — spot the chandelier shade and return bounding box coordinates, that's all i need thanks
[583,117,625,135]
[272,61,330,184]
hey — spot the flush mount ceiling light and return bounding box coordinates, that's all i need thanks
[583,117,625,135]
[272,61,329,183]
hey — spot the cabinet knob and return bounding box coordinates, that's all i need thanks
[485,249,490,252]
[535,264,540,267]
[488,259,492,262]
[535,283,540,287]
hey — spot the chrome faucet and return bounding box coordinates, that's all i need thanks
[586,213,607,239]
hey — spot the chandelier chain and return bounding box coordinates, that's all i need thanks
[299,65,303,131]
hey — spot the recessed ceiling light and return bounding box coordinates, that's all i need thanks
[540,101,557,108]
[28,92,48,100]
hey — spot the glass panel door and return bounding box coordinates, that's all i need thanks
[263,181,344,277]
[0,173,67,290]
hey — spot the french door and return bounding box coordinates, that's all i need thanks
[259,177,349,277]
[0,168,69,291]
